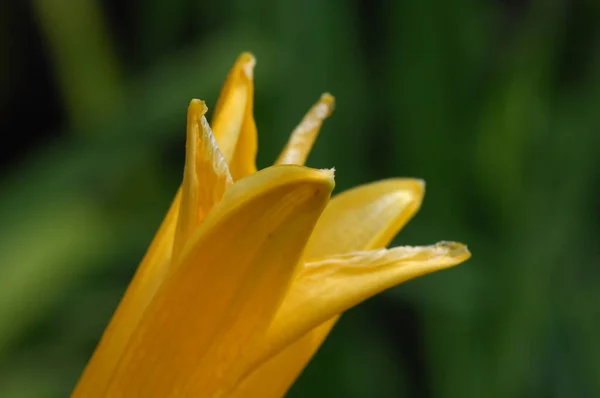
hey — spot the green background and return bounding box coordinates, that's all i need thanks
[1,1,599,397]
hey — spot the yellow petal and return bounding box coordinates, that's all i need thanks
[275,93,335,166]
[173,99,232,256]
[228,320,334,398]
[307,178,425,260]
[264,242,470,364]
[101,165,334,398]
[73,189,181,397]
[74,100,236,397]
[211,52,257,180]
[229,178,426,397]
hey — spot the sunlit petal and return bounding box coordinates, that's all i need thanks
[230,178,426,396]
[211,52,257,180]
[173,99,232,256]
[101,165,334,397]
[276,93,335,166]
[307,178,425,260]
[263,242,470,364]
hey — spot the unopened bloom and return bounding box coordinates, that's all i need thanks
[72,53,470,398]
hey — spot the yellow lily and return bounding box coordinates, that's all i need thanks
[72,52,470,397]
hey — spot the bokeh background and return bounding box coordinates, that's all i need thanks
[1,0,599,397]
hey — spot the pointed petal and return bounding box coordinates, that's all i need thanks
[102,165,334,397]
[211,52,257,180]
[306,178,425,260]
[229,178,427,396]
[263,242,470,363]
[275,93,335,166]
[173,99,233,256]
[72,189,181,397]
[75,101,236,397]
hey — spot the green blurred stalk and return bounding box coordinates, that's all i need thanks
[31,0,124,130]
[0,200,111,353]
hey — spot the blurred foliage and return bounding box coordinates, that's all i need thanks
[1,0,599,397]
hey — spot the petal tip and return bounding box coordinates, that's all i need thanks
[316,93,335,118]
[383,178,426,207]
[189,99,208,116]
[238,52,256,79]
[320,168,336,189]
[405,178,426,202]
[315,168,335,193]
[436,241,471,262]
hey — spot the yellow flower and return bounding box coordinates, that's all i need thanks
[72,53,470,398]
